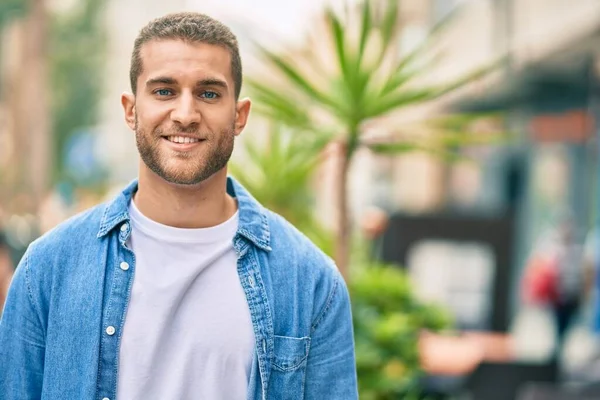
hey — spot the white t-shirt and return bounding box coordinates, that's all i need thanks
[116,200,255,400]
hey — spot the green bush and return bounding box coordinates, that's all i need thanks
[350,262,451,399]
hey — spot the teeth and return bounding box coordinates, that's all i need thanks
[167,136,201,144]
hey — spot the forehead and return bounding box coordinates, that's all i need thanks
[138,39,232,83]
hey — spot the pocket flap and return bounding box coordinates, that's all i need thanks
[272,335,311,371]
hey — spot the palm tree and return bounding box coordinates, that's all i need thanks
[230,126,334,255]
[247,0,496,279]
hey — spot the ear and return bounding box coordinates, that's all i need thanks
[234,98,251,136]
[121,92,136,131]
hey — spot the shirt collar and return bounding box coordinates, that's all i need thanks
[97,176,271,251]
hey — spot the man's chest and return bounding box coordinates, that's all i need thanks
[122,237,255,355]
[115,240,256,398]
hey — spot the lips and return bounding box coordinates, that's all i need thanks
[165,135,203,144]
[161,135,206,151]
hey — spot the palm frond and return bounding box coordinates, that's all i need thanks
[357,0,372,68]
[258,49,340,110]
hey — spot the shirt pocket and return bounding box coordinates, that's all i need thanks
[269,335,311,399]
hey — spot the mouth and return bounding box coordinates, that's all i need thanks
[162,135,205,150]
[164,135,203,144]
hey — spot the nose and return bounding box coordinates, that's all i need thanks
[170,91,200,128]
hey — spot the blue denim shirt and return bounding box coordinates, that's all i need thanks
[0,178,357,400]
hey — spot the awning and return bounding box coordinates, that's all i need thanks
[453,25,600,113]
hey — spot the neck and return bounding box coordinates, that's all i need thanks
[134,165,237,228]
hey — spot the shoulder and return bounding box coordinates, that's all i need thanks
[26,202,108,269]
[13,202,109,312]
[264,209,338,277]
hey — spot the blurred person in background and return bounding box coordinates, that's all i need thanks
[360,205,390,259]
[522,211,588,349]
[0,12,357,400]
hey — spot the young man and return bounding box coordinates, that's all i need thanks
[0,12,357,400]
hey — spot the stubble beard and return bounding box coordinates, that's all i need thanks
[135,117,236,185]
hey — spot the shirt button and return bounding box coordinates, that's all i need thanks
[120,262,130,271]
[120,223,128,232]
[102,398,110,400]
[106,326,116,336]
[248,276,255,288]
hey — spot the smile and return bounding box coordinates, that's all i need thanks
[165,136,203,144]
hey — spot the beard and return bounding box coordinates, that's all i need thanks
[135,117,235,185]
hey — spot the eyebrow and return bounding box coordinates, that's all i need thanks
[197,78,228,89]
[145,76,228,89]
[146,76,177,86]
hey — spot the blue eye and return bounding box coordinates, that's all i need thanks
[201,91,219,99]
[155,89,172,96]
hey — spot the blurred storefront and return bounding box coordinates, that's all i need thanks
[369,0,600,398]
[369,0,600,328]
[454,0,600,316]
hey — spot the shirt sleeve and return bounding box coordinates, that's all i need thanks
[0,248,45,399]
[304,272,358,399]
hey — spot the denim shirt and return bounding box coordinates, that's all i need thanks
[0,178,357,400]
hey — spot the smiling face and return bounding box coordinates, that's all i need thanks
[122,39,250,186]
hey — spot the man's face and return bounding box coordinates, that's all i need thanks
[122,39,250,185]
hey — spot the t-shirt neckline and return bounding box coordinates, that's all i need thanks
[128,199,239,244]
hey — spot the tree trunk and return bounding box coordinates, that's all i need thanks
[334,141,352,280]
[4,0,51,214]
[3,20,28,209]
[26,0,51,209]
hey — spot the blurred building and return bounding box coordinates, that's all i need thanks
[357,0,600,310]
[369,1,600,397]
[354,0,599,223]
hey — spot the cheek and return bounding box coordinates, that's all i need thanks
[136,103,169,128]
[201,105,236,126]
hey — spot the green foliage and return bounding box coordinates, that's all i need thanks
[49,0,106,184]
[230,126,334,256]
[0,0,26,28]
[350,262,451,399]
[248,0,496,159]
[0,0,26,98]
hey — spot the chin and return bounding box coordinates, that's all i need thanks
[160,172,205,186]
[160,168,222,187]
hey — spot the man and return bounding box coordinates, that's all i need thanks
[0,12,357,400]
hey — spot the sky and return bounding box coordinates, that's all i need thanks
[187,0,354,46]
